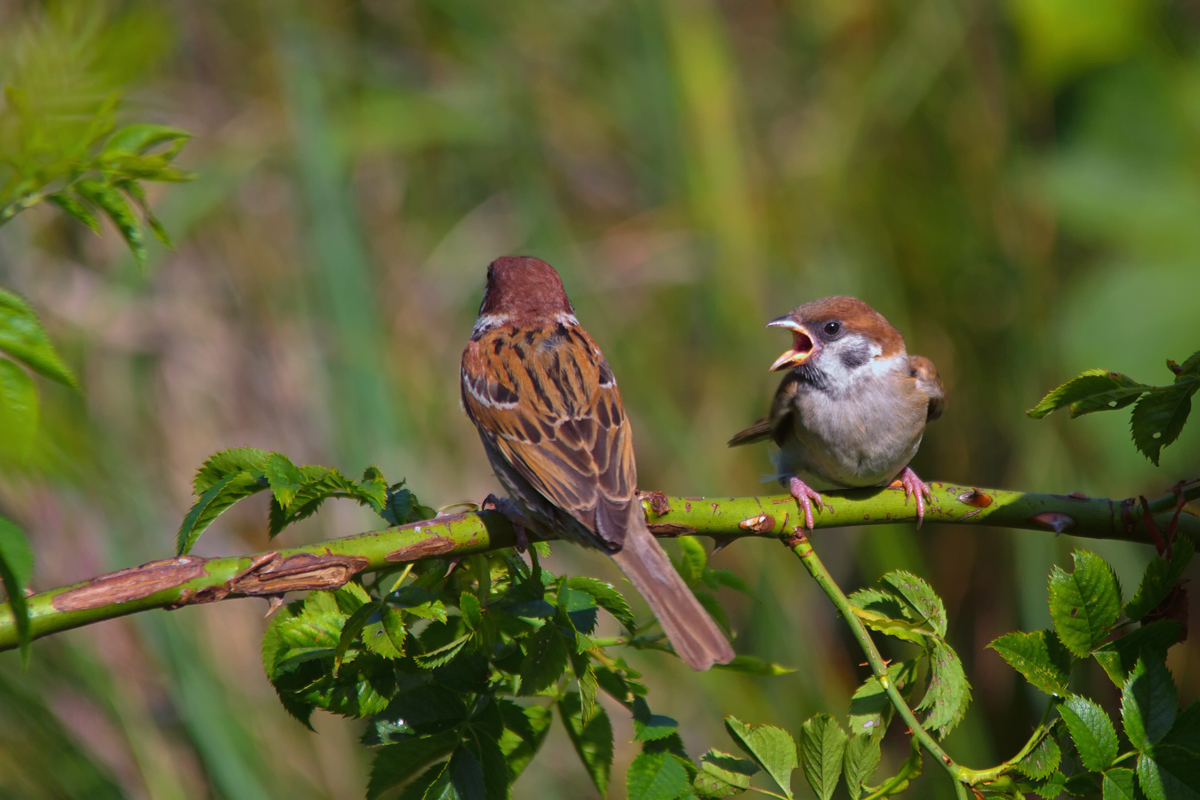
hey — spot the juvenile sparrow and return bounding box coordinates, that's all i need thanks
[729,296,945,530]
[461,256,734,671]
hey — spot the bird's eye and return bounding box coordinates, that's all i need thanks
[823,321,841,337]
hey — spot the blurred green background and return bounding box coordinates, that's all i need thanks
[2,0,1199,797]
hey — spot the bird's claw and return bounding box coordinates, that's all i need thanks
[481,494,531,552]
[897,467,934,529]
[788,476,829,532]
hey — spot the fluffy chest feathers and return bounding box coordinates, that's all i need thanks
[773,355,927,488]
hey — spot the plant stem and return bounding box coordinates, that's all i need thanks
[956,697,1059,784]
[784,531,968,797]
[2,481,1197,651]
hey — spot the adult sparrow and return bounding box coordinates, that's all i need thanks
[729,296,945,530]
[461,256,734,671]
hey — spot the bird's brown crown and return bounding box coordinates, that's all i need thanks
[479,256,575,318]
[793,296,905,357]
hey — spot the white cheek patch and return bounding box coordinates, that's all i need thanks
[822,334,881,386]
[867,352,908,376]
[557,312,579,327]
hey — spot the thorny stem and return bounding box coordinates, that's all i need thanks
[956,696,1060,785]
[784,531,970,799]
[1,481,1198,651]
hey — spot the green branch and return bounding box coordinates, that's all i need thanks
[1,481,1197,651]
[785,532,969,799]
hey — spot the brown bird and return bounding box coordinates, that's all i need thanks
[460,256,734,671]
[729,296,945,530]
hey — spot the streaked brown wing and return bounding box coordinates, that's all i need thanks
[461,322,636,541]
[909,355,946,422]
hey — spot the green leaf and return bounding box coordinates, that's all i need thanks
[847,660,919,739]
[366,685,469,744]
[842,735,881,800]
[848,587,908,621]
[1137,746,1200,800]
[442,747,486,800]
[74,179,146,267]
[633,696,679,742]
[576,661,599,723]
[676,536,707,585]
[498,700,553,779]
[459,592,482,631]
[559,692,613,796]
[518,624,570,695]
[880,570,947,636]
[366,733,459,800]
[362,604,406,659]
[0,359,37,463]
[45,191,101,233]
[1031,771,1068,799]
[377,482,435,526]
[1102,768,1141,800]
[114,178,173,247]
[712,654,796,677]
[988,629,1073,696]
[1015,731,1062,780]
[1048,550,1123,658]
[627,751,690,800]
[1094,621,1183,688]
[176,471,265,555]
[1060,695,1119,771]
[1161,702,1200,755]
[334,602,376,670]
[0,516,35,662]
[397,762,447,800]
[709,569,753,595]
[799,713,846,800]
[557,585,598,637]
[725,715,798,798]
[103,123,191,156]
[693,750,758,798]
[1131,383,1197,466]
[192,447,270,493]
[564,576,636,630]
[461,731,508,800]
[1027,369,1149,419]
[1125,539,1194,622]
[0,288,78,389]
[355,467,389,512]
[265,451,305,510]
[261,591,355,727]
[414,634,471,669]
[867,737,923,797]
[1122,657,1178,750]
[1174,351,1200,378]
[917,638,971,737]
[266,465,389,536]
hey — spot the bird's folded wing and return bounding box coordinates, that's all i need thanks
[909,354,946,422]
[461,325,636,545]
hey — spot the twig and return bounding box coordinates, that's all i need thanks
[784,530,969,799]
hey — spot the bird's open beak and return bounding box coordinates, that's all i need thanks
[766,316,815,372]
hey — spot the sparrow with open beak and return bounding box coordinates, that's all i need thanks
[729,296,945,530]
[461,256,734,671]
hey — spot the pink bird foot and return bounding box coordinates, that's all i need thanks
[895,467,935,529]
[788,476,830,532]
[482,494,531,551]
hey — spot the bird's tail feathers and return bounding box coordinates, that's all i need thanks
[609,511,735,671]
